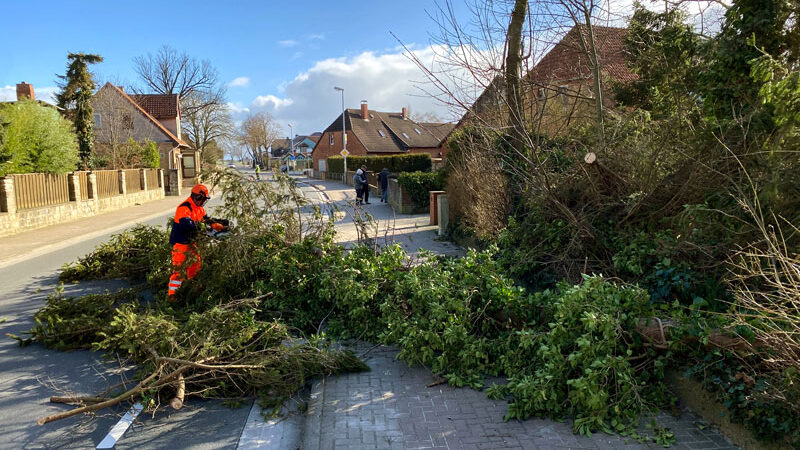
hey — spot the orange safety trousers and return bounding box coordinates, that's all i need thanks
[167,243,201,298]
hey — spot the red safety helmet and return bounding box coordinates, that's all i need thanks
[191,184,210,199]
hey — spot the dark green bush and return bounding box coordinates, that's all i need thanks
[397,171,445,207]
[327,153,431,174]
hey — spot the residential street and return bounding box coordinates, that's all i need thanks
[0,170,739,449]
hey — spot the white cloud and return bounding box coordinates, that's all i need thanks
[278,39,298,48]
[236,45,486,134]
[0,85,59,104]
[308,34,325,41]
[226,102,250,115]
[252,95,294,109]
[228,76,250,88]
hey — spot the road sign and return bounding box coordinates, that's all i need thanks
[340,149,350,157]
[290,155,296,160]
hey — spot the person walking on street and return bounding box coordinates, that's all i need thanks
[167,184,228,299]
[354,167,364,205]
[255,164,261,180]
[359,165,371,204]
[378,167,390,203]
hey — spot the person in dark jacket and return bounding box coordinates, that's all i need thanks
[377,167,390,203]
[167,184,228,299]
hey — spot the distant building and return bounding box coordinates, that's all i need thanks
[457,25,635,135]
[313,101,454,172]
[93,83,190,175]
[270,135,320,159]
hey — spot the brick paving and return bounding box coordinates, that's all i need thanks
[303,344,738,450]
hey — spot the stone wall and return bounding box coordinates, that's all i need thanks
[0,169,166,237]
[387,178,423,214]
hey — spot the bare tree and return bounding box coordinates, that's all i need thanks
[133,47,218,99]
[183,89,234,154]
[239,112,282,167]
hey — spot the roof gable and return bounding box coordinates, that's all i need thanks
[97,83,187,147]
[528,25,635,85]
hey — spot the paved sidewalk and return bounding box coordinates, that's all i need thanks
[0,196,180,268]
[304,344,737,450]
[297,176,463,257]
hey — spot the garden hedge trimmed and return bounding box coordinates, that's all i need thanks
[327,153,431,174]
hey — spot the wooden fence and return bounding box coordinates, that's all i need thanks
[12,173,70,210]
[75,171,90,200]
[144,169,159,190]
[125,169,142,193]
[95,170,120,199]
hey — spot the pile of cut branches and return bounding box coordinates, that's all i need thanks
[17,290,367,425]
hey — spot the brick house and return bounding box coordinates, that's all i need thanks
[456,25,635,135]
[93,83,189,175]
[313,101,454,172]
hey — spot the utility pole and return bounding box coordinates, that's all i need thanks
[334,86,347,181]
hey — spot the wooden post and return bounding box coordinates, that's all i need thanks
[68,173,80,202]
[0,177,16,214]
[140,169,147,191]
[429,191,445,225]
[117,170,127,196]
[158,169,164,188]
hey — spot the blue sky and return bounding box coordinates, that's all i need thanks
[0,0,475,134]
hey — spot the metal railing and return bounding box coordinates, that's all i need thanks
[12,173,70,210]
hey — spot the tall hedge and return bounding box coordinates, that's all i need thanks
[327,153,431,173]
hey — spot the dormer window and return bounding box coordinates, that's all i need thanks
[378,130,386,138]
[414,128,422,135]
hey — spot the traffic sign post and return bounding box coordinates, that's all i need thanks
[340,148,349,182]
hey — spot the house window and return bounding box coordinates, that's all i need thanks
[537,88,546,100]
[414,128,422,135]
[329,133,334,145]
[122,113,134,130]
[378,130,385,138]
[402,132,409,139]
[94,114,101,127]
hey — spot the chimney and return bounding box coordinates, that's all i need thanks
[402,107,408,120]
[360,100,368,120]
[16,82,35,101]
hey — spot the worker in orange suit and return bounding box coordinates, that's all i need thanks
[167,184,228,299]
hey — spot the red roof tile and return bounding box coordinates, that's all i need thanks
[528,25,636,86]
[131,94,180,119]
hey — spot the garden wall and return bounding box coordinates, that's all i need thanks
[0,169,167,237]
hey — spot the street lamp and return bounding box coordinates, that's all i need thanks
[288,123,295,171]
[334,86,347,179]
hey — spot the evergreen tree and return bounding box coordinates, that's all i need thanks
[56,52,103,169]
[699,0,793,122]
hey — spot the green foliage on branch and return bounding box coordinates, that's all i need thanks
[0,99,79,176]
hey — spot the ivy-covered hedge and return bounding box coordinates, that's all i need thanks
[397,171,445,207]
[327,153,431,174]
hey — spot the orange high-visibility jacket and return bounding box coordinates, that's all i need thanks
[168,197,208,245]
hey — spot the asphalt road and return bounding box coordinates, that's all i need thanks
[0,176,256,450]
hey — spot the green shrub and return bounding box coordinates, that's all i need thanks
[397,171,445,207]
[0,99,78,176]
[327,153,431,174]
